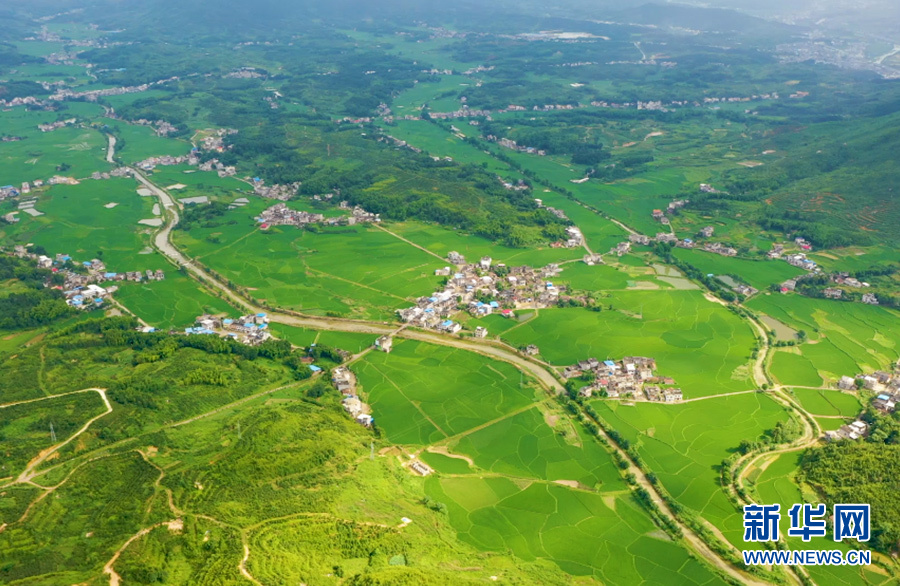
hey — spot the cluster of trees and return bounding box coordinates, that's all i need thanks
[177,201,230,231]
[792,274,899,308]
[800,441,900,553]
[227,122,567,247]
[0,257,73,330]
[63,316,292,362]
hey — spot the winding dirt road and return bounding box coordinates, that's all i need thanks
[1,388,113,485]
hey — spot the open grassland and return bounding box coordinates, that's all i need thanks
[176,220,446,320]
[748,294,900,380]
[426,477,726,585]
[355,339,538,445]
[502,291,756,397]
[1,178,160,269]
[671,248,806,290]
[791,388,862,418]
[593,394,790,549]
[114,271,235,329]
[0,391,108,481]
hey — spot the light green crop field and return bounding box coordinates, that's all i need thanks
[770,350,824,387]
[748,294,900,380]
[387,220,581,267]
[671,248,806,290]
[450,407,626,490]
[175,219,446,320]
[555,262,635,291]
[106,119,190,162]
[791,388,862,418]
[1,178,160,269]
[355,339,538,445]
[0,110,110,186]
[114,271,235,329]
[593,394,791,549]
[502,291,756,397]
[147,165,248,203]
[426,477,726,585]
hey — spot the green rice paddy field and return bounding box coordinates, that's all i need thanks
[356,338,727,585]
[387,221,582,267]
[671,249,806,290]
[114,271,234,329]
[0,106,110,186]
[749,294,900,381]
[106,119,190,162]
[355,339,540,445]
[1,178,160,269]
[770,350,824,387]
[426,476,727,585]
[175,219,448,320]
[790,388,862,418]
[502,291,757,397]
[593,393,790,549]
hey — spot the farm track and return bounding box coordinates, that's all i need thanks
[1,388,113,486]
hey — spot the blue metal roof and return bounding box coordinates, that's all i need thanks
[604,360,616,367]
[309,365,322,372]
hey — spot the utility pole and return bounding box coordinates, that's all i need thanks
[237,422,242,441]
[50,423,57,443]
[370,441,375,461]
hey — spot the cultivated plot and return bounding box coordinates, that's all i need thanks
[502,290,757,397]
[593,393,790,549]
[355,339,538,445]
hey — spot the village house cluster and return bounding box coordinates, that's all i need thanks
[337,367,374,427]
[132,118,178,136]
[16,246,166,291]
[563,356,682,402]
[250,178,299,200]
[38,118,77,132]
[399,255,563,332]
[191,312,273,346]
[651,199,689,227]
[825,420,869,442]
[824,367,900,442]
[256,203,380,229]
